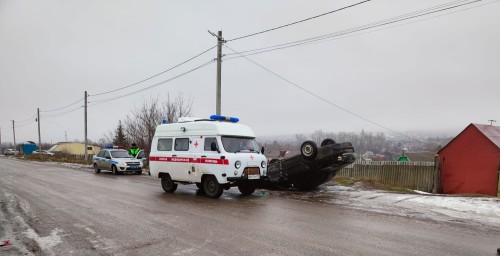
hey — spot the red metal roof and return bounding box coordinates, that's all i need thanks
[472,123,500,149]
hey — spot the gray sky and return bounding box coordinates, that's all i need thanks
[1,0,499,144]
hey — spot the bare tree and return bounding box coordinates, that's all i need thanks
[124,93,193,152]
[312,129,326,145]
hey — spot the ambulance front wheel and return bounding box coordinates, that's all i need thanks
[161,175,178,193]
[238,182,256,196]
[203,176,223,198]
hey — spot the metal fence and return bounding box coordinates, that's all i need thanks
[337,160,437,192]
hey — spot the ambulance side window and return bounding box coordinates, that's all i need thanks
[174,138,189,151]
[157,138,173,151]
[204,137,217,151]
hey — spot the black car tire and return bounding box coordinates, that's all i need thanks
[93,164,101,174]
[203,176,223,198]
[196,183,203,189]
[301,141,318,160]
[238,183,256,196]
[112,165,119,175]
[161,175,178,192]
[321,138,336,147]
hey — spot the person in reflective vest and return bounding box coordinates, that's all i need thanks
[129,143,139,157]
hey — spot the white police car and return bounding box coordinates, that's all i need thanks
[93,148,143,175]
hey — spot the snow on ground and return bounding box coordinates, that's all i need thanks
[320,184,500,228]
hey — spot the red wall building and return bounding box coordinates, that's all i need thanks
[438,124,500,196]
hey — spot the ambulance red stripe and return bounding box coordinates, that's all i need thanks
[149,156,229,165]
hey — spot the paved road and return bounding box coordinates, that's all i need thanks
[0,157,499,255]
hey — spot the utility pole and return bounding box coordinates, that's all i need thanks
[84,91,88,161]
[209,30,224,115]
[12,120,16,151]
[37,108,42,151]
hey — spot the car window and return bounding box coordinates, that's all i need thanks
[174,138,189,151]
[98,151,105,157]
[111,150,131,158]
[104,151,111,158]
[204,137,217,151]
[137,151,145,158]
[157,138,173,151]
[221,136,258,153]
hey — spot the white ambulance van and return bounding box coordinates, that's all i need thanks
[149,115,267,198]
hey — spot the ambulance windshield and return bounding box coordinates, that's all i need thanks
[221,136,259,153]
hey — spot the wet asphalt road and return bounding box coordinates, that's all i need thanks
[0,157,499,256]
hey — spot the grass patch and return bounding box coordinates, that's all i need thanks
[332,177,356,186]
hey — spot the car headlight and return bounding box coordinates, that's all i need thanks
[234,161,241,169]
[261,161,267,168]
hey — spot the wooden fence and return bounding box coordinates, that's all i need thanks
[337,160,437,192]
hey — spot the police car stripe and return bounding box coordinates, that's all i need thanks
[149,156,229,165]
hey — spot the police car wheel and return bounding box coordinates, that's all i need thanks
[112,165,119,175]
[301,141,318,160]
[93,164,101,174]
[203,176,223,198]
[161,175,178,193]
[238,183,256,196]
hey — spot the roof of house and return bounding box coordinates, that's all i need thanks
[473,123,500,148]
[438,123,500,154]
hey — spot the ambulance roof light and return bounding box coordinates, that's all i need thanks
[210,115,239,123]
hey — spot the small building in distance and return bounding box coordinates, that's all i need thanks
[438,123,500,197]
[48,142,101,155]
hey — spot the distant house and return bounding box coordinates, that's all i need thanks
[48,142,101,155]
[438,123,500,197]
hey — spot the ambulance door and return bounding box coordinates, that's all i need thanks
[201,137,221,175]
[156,137,173,175]
[189,136,204,182]
[172,137,191,181]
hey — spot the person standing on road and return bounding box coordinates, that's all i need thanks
[129,143,140,157]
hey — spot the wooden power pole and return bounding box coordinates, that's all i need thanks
[37,108,41,151]
[84,91,88,161]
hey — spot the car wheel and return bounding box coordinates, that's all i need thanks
[196,183,203,189]
[112,165,119,175]
[161,175,177,193]
[203,176,223,198]
[301,141,318,160]
[321,138,336,147]
[93,164,101,174]
[238,183,256,196]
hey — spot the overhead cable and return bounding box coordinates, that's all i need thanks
[224,44,413,140]
[91,45,217,97]
[89,59,215,106]
[41,98,84,113]
[224,0,492,60]
[227,0,372,42]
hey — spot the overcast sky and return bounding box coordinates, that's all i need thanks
[1,0,499,144]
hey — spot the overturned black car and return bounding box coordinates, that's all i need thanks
[264,139,356,190]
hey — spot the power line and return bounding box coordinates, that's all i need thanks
[16,114,37,124]
[89,59,215,106]
[90,45,217,97]
[224,0,493,60]
[224,44,413,139]
[227,0,373,42]
[42,105,84,119]
[41,98,84,113]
